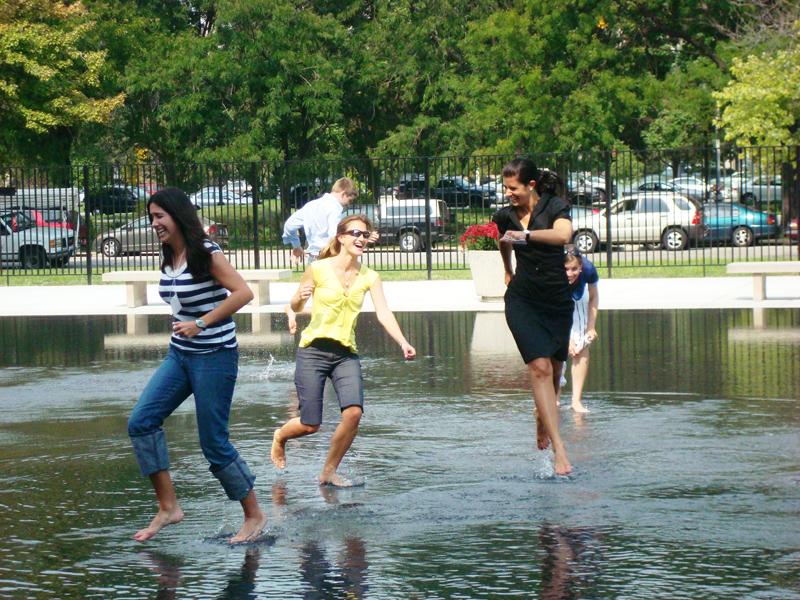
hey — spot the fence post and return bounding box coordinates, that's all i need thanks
[604,150,613,278]
[423,156,432,280]
[82,165,92,285]
[251,162,260,270]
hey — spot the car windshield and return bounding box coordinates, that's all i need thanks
[1,211,35,231]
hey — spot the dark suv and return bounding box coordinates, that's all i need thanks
[344,200,450,252]
[395,176,493,208]
[83,186,142,214]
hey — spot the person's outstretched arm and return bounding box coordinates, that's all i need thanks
[585,282,599,343]
[368,276,416,359]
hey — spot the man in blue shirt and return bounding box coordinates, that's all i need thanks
[282,178,358,263]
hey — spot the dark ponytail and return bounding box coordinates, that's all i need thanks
[502,157,564,197]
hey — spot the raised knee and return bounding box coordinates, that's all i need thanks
[301,423,320,435]
[528,360,553,380]
[127,412,151,437]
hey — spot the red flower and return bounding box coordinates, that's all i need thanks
[460,221,499,250]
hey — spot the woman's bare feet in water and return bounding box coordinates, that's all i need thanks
[536,416,551,450]
[319,472,354,487]
[230,513,268,544]
[133,506,184,542]
[553,444,573,476]
[571,402,589,414]
[270,429,286,469]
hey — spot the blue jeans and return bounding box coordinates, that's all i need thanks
[128,345,255,501]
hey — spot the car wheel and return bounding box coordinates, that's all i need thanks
[101,238,122,257]
[49,257,69,267]
[732,225,754,247]
[661,227,688,251]
[20,247,47,269]
[399,231,422,252]
[573,230,599,253]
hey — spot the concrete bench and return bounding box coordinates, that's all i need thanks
[102,268,292,308]
[726,261,800,301]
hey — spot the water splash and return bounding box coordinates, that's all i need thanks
[259,353,275,381]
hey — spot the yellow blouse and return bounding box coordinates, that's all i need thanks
[299,257,379,352]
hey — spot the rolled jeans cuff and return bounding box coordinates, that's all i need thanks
[130,429,170,477]
[212,455,255,501]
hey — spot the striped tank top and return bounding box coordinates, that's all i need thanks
[158,240,237,353]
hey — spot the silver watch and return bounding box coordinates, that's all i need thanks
[195,318,207,330]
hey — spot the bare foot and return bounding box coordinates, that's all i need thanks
[230,513,268,544]
[319,472,354,487]
[571,402,589,414]
[536,416,550,450]
[553,449,572,476]
[270,429,286,469]
[133,506,184,542]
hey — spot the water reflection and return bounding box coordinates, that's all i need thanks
[538,523,602,600]
[299,537,368,600]
[0,310,799,598]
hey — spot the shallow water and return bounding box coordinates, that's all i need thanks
[0,309,799,598]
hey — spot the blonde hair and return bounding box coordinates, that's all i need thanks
[331,177,357,195]
[319,214,373,259]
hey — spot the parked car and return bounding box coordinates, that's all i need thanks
[567,174,609,208]
[737,175,782,206]
[571,192,704,252]
[345,199,450,252]
[669,176,710,201]
[83,186,142,214]
[189,185,251,207]
[621,177,680,197]
[0,209,75,268]
[395,176,493,208]
[786,216,798,242]
[3,205,87,248]
[702,202,778,247]
[95,215,228,257]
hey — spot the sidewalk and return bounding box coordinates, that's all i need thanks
[2,276,799,317]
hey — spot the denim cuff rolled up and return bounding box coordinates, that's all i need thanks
[130,429,170,477]
[211,455,255,501]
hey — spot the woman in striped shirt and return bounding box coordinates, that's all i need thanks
[127,188,266,544]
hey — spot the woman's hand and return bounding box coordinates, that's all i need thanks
[173,320,202,338]
[401,341,416,360]
[585,328,598,344]
[500,230,526,244]
[296,282,315,301]
[504,271,513,286]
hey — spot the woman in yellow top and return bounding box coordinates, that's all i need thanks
[271,214,416,486]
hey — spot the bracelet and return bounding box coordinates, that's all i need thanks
[525,231,531,243]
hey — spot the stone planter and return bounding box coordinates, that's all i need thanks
[466,250,508,301]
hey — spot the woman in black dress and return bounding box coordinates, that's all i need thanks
[493,158,573,475]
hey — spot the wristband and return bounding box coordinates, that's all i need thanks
[525,231,531,243]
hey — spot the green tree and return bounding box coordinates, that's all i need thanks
[0,0,124,164]
[714,25,800,146]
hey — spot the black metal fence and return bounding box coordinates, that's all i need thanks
[1,145,798,282]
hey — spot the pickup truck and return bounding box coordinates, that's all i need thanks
[0,209,75,268]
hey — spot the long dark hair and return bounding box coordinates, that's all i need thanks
[147,187,212,277]
[318,214,374,259]
[502,157,563,196]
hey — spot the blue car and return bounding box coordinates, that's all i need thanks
[702,202,778,247]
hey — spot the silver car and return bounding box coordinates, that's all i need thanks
[572,192,704,252]
[95,215,228,257]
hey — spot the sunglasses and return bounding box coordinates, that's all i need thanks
[344,229,371,239]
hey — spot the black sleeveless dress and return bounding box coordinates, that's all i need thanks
[492,193,573,363]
